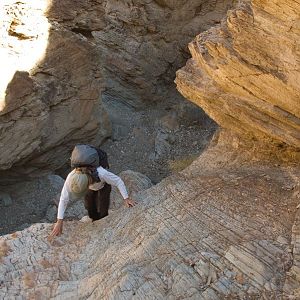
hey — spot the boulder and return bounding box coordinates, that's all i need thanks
[110,170,153,210]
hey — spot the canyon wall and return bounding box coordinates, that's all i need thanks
[47,0,236,108]
[0,0,110,182]
[1,1,300,299]
[0,0,235,182]
[176,0,300,150]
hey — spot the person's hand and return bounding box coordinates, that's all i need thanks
[49,219,63,238]
[124,198,136,208]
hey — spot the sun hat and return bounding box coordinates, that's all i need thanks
[69,169,89,195]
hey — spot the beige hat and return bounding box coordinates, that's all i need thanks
[69,170,89,195]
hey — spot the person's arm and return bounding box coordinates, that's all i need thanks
[98,168,136,207]
[49,182,70,237]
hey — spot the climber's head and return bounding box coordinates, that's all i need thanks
[69,170,89,196]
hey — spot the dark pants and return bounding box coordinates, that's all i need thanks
[84,183,112,221]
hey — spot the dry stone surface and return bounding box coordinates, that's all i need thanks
[47,0,236,108]
[0,0,111,182]
[1,135,299,299]
[176,0,300,149]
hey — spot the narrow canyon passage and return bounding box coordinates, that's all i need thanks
[1,0,300,299]
[0,0,232,234]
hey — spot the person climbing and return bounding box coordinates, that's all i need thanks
[50,144,136,237]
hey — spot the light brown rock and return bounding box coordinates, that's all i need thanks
[1,134,299,299]
[176,0,300,149]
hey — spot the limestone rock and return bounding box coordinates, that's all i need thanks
[110,170,153,210]
[0,0,111,182]
[1,137,299,299]
[176,0,300,149]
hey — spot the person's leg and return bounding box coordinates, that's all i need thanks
[98,183,112,219]
[84,189,100,220]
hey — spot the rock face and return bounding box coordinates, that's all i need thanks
[47,0,236,107]
[0,0,111,182]
[0,0,237,180]
[176,0,300,149]
[1,133,300,299]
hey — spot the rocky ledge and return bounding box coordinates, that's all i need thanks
[176,0,300,149]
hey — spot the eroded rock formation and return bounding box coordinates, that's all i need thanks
[1,0,300,299]
[47,0,236,107]
[1,133,300,299]
[0,0,110,182]
[176,0,300,149]
[0,0,238,182]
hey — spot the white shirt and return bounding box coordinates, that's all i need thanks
[57,167,129,219]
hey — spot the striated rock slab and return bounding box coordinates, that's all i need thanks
[1,135,299,299]
[0,0,111,182]
[176,0,300,148]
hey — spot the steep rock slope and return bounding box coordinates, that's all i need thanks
[176,0,300,148]
[0,0,110,182]
[1,132,300,299]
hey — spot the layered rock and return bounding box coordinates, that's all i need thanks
[1,133,300,299]
[0,0,110,182]
[176,0,300,149]
[47,0,236,107]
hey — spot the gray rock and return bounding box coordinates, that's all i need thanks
[0,175,64,235]
[110,170,153,210]
[154,131,172,159]
[0,192,12,207]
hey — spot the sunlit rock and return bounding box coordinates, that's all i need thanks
[0,0,111,182]
[176,0,300,149]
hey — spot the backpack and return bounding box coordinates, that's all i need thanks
[70,144,109,169]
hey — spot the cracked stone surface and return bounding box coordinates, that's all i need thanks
[176,0,300,149]
[1,133,299,299]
